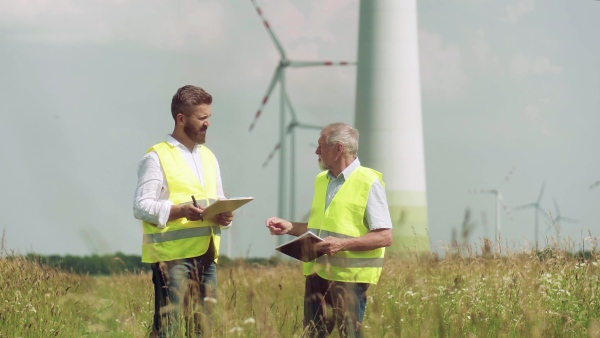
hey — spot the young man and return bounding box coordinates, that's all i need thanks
[266,122,393,337]
[133,85,233,337]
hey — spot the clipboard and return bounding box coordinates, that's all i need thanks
[275,231,324,262]
[201,197,254,221]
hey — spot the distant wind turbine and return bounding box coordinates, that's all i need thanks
[248,0,355,245]
[548,198,578,239]
[261,95,321,222]
[514,181,550,250]
[470,166,515,252]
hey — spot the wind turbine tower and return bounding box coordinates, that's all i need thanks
[514,181,549,250]
[354,0,429,253]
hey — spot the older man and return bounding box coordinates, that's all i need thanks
[266,122,393,338]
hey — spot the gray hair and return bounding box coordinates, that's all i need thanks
[322,122,359,158]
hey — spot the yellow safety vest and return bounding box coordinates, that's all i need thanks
[303,166,385,284]
[141,141,221,263]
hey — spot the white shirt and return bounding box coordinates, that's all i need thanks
[325,158,393,231]
[133,135,227,229]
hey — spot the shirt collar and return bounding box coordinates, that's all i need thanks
[166,134,200,151]
[327,157,361,180]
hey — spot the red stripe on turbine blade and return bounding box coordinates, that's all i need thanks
[257,8,262,15]
[264,21,270,29]
[340,62,348,65]
[262,96,268,104]
[324,62,333,66]
[254,110,262,118]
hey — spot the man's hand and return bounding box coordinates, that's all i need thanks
[216,211,234,226]
[314,236,346,255]
[181,203,204,221]
[265,217,293,235]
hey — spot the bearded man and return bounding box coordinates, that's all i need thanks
[133,85,234,337]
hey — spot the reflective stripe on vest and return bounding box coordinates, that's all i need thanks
[141,142,220,263]
[307,228,383,267]
[314,256,384,268]
[310,229,355,240]
[143,226,221,244]
[303,166,386,284]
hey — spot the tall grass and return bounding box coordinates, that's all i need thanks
[1,243,599,337]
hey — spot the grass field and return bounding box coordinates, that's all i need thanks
[1,242,599,337]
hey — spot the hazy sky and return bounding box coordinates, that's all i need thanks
[1,0,598,258]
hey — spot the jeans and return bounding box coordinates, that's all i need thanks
[304,274,369,338]
[151,241,217,338]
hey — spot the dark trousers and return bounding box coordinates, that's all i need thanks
[151,240,217,338]
[304,273,369,338]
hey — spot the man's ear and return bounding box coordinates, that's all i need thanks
[176,113,186,125]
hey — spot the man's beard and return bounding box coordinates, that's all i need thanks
[184,124,207,144]
[318,157,329,171]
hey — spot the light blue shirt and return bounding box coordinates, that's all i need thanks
[325,158,393,231]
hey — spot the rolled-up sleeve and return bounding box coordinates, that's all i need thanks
[364,180,393,231]
[133,152,172,228]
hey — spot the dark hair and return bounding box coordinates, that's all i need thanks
[171,85,212,120]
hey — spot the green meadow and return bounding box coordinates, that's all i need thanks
[1,241,599,337]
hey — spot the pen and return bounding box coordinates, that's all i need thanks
[191,195,204,221]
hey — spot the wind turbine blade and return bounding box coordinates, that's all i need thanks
[536,207,551,222]
[559,216,579,224]
[289,61,357,68]
[296,122,323,130]
[498,166,516,191]
[513,203,536,211]
[553,198,561,217]
[499,195,512,219]
[544,209,558,233]
[263,121,295,167]
[249,68,281,132]
[502,204,512,219]
[262,142,281,168]
[282,94,322,131]
[250,0,286,59]
[537,180,546,203]
[468,188,495,194]
[546,222,558,234]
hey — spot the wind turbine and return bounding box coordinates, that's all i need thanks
[470,167,515,252]
[514,181,550,250]
[261,94,322,223]
[248,0,355,244]
[354,0,430,253]
[548,198,578,239]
